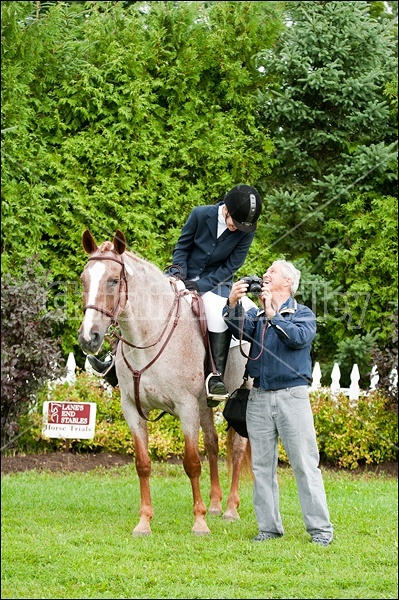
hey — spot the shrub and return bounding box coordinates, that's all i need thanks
[310,389,398,469]
[14,371,228,459]
[1,257,65,451]
[11,372,398,469]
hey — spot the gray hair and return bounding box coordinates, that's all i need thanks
[273,260,301,296]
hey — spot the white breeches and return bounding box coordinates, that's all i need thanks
[202,291,257,333]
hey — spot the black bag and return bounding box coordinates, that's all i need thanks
[223,319,264,439]
[223,385,250,438]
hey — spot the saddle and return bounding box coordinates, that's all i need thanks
[168,275,215,372]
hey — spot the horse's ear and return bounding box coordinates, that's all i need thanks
[82,230,98,254]
[113,230,126,255]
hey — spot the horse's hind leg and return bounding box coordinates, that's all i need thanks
[223,429,251,521]
[183,435,211,535]
[200,408,223,516]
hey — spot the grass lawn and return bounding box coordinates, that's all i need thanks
[1,460,397,599]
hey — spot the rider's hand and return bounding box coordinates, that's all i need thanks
[185,280,200,293]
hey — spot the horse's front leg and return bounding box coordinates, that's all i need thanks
[200,405,223,516]
[132,429,154,536]
[122,397,153,536]
[182,434,211,535]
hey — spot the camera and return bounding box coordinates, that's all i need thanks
[241,275,263,295]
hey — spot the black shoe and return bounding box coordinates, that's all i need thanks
[205,373,229,408]
[87,355,118,387]
[87,355,113,374]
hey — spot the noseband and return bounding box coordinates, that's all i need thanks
[83,255,128,323]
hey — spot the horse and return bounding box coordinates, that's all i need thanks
[78,229,252,536]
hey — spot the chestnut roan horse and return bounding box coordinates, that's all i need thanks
[78,229,251,536]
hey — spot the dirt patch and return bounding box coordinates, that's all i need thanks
[0,451,134,474]
[1,451,397,477]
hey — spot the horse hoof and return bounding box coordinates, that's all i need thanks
[192,529,211,536]
[132,528,152,537]
[222,509,240,521]
[192,520,211,535]
[208,506,222,517]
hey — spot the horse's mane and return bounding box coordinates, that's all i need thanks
[124,249,166,276]
[95,240,167,282]
[96,241,160,268]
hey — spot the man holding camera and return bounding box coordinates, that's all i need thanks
[222,260,334,546]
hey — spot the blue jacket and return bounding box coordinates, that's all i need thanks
[172,202,255,297]
[222,297,316,390]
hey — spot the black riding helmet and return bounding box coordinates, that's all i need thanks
[224,184,262,232]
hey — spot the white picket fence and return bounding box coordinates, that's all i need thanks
[59,352,398,403]
[311,361,397,401]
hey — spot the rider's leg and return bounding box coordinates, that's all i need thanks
[205,329,232,407]
[201,291,232,407]
[87,353,118,387]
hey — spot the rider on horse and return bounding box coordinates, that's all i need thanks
[88,184,262,407]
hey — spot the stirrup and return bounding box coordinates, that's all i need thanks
[205,372,229,407]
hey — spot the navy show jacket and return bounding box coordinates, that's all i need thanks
[172,202,255,297]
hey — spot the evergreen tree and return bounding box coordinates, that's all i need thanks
[256,0,397,260]
[254,0,397,381]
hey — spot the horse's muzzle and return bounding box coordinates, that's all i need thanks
[77,326,104,355]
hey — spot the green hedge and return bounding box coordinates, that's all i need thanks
[12,372,398,470]
[15,371,229,460]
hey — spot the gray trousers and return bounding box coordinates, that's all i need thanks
[246,385,334,540]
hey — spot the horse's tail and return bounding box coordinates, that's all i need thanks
[225,427,253,481]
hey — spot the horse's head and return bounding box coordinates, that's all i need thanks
[78,229,129,355]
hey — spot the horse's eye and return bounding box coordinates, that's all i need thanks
[108,279,119,287]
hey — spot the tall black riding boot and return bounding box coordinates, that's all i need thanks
[205,330,232,408]
[87,354,119,388]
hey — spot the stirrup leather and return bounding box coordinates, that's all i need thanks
[205,372,229,401]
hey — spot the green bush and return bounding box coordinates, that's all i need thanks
[14,371,228,459]
[310,389,398,469]
[11,373,398,469]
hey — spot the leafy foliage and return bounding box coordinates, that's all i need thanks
[311,389,398,469]
[11,371,398,469]
[321,192,398,368]
[253,0,398,378]
[1,257,65,450]
[15,370,228,459]
[1,1,397,398]
[1,0,283,362]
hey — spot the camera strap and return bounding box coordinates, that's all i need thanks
[239,312,267,361]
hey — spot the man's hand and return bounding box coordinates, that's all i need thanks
[228,280,250,308]
[260,281,276,318]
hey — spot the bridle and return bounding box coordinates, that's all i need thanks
[83,255,128,323]
[83,254,183,421]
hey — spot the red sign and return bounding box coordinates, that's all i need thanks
[48,402,91,425]
[42,401,97,439]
